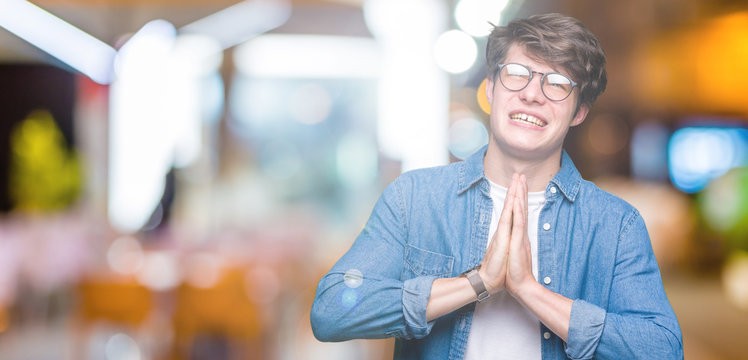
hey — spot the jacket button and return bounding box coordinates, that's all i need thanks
[550,186,557,194]
[542,223,551,231]
[543,276,551,285]
[544,331,551,339]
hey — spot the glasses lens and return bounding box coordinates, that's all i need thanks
[499,64,531,91]
[542,73,574,101]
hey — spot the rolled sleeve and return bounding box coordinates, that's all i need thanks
[400,275,438,339]
[566,299,606,360]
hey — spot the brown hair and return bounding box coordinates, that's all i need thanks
[486,13,607,109]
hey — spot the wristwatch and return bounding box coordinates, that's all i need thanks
[461,266,490,302]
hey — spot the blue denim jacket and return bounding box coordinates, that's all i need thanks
[311,146,683,359]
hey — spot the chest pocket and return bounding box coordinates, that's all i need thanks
[402,244,454,279]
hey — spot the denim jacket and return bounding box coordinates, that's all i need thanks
[311,146,683,359]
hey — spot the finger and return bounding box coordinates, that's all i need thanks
[496,174,518,238]
[510,191,526,247]
[517,174,528,223]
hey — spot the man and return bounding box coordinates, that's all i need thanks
[311,13,683,360]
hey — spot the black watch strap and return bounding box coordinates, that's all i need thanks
[462,267,490,302]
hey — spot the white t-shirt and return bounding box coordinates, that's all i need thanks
[464,180,547,360]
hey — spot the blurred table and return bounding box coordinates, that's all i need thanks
[663,270,748,360]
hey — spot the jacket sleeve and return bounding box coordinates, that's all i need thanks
[310,176,437,341]
[565,210,684,360]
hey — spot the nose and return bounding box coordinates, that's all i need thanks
[518,73,545,103]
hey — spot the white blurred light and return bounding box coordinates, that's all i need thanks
[454,0,509,37]
[0,0,116,84]
[109,20,177,233]
[114,20,177,79]
[336,134,378,188]
[344,269,364,288]
[289,83,332,125]
[235,34,381,78]
[364,0,449,171]
[167,35,223,168]
[109,22,228,233]
[364,0,439,40]
[106,236,144,275]
[105,333,141,360]
[180,0,291,49]
[449,116,488,160]
[434,30,477,74]
[169,34,223,77]
[723,251,748,311]
[136,252,179,291]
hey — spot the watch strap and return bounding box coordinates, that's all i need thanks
[463,267,490,302]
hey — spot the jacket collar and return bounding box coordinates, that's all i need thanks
[457,145,582,202]
[457,145,488,194]
[551,150,582,202]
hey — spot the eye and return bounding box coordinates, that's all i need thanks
[505,64,530,78]
[545,73,572,89]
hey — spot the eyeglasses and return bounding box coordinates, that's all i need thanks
[497,63,578,101]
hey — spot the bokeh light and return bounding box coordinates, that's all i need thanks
[699,167,748,250]
[106,236,144,275]
[340,288,358,309]
[454,0,509,37]
[136,252,179,291]
[434,30,477,74]
[245,265,281,305]
[448,116,489,160]
[183,252,223,289]
[343,269,363,288]
[668,126,748,193]
[477,79,491,114]
[722,251,748,311]
[105,333,142,360]
[289,83,332,125]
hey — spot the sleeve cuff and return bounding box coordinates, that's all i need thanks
[399,275,438,339]
[566,299,606,359]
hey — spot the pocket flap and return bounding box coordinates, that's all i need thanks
[404,245,454,277]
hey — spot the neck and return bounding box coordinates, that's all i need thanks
[483,145,562,192]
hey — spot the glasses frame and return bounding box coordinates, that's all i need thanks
[497,63,578,102]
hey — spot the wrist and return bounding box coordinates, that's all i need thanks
[462,266,490,302]
[510,279,543,304]
[477,268,498,294]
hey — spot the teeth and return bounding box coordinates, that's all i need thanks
[511,113,546,127]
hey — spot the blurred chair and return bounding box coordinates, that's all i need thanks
[73,276,154,359]
[170,267,263,360]
[76,278,152,326]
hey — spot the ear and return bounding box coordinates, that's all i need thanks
[570,104,589,127]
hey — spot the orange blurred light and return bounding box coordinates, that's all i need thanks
[633,11,748,116]
[477,78,491,115]
[0,307,8,333]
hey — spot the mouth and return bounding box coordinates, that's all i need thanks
[510,113,547,128]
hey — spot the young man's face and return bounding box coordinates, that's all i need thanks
[486,43,589,162]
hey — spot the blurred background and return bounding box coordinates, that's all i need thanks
[0,0,747,359]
